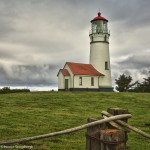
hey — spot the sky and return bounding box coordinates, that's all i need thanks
[0,0,150,90]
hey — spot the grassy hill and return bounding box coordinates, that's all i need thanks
[0,92,150,150]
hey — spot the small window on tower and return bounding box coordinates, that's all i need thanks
[105,62,109,70]
[104,35,107,41]
[91,77,94,86]
[90,36,93,42]
[79,77,82,86]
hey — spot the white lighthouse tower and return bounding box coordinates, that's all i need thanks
[89,12,112,91]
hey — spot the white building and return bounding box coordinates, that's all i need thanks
[57,12,113,91]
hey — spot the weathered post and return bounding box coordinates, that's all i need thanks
[107,108,130,146]
[86,108,130,150]
[86,117,107,150]
[107,108,129,123]
[100,129,126,150]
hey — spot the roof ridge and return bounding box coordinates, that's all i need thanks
[67,62,88,64]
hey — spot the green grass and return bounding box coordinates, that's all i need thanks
[0,92,150,150]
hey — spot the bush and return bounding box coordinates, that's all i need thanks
[0,87,30,94]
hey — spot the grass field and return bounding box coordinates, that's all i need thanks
[0,92,150,150]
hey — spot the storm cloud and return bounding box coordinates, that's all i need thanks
[0,0,150,89]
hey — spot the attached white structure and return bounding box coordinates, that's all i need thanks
[57,12,113,91]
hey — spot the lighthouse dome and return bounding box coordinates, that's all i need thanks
[91,12,108,22]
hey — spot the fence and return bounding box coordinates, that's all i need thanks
[0,108,149,150]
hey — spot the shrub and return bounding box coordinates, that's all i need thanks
[0,87,30,94]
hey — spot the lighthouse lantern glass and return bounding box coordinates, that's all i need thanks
[91,20,108,34]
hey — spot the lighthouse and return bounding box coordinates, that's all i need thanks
[57,11,113,91]
[89,12,112,91]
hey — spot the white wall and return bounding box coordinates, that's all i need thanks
[74,75,99,89]
[58,72,64,89]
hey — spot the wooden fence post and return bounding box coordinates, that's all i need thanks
[107,108,130,146]
[107,108,129,123]
[100,129,126,150]
[86,108,130,150]
[86,117,107,150]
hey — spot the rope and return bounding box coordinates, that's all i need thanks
[0,114,131,145]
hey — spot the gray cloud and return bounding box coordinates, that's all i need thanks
[0,0,150,89]
[111,49,150,85]
[118,52,150,70]
[0,64,58,86]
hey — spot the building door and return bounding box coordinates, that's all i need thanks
[65,79,69,89]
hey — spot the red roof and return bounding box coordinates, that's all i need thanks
[65,62,104,76]
[91,12,108,22]
[59,69,70,76]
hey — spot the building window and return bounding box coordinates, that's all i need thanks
[91,77,94,86]
[105,61,109,70]
[79,77,82,86]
